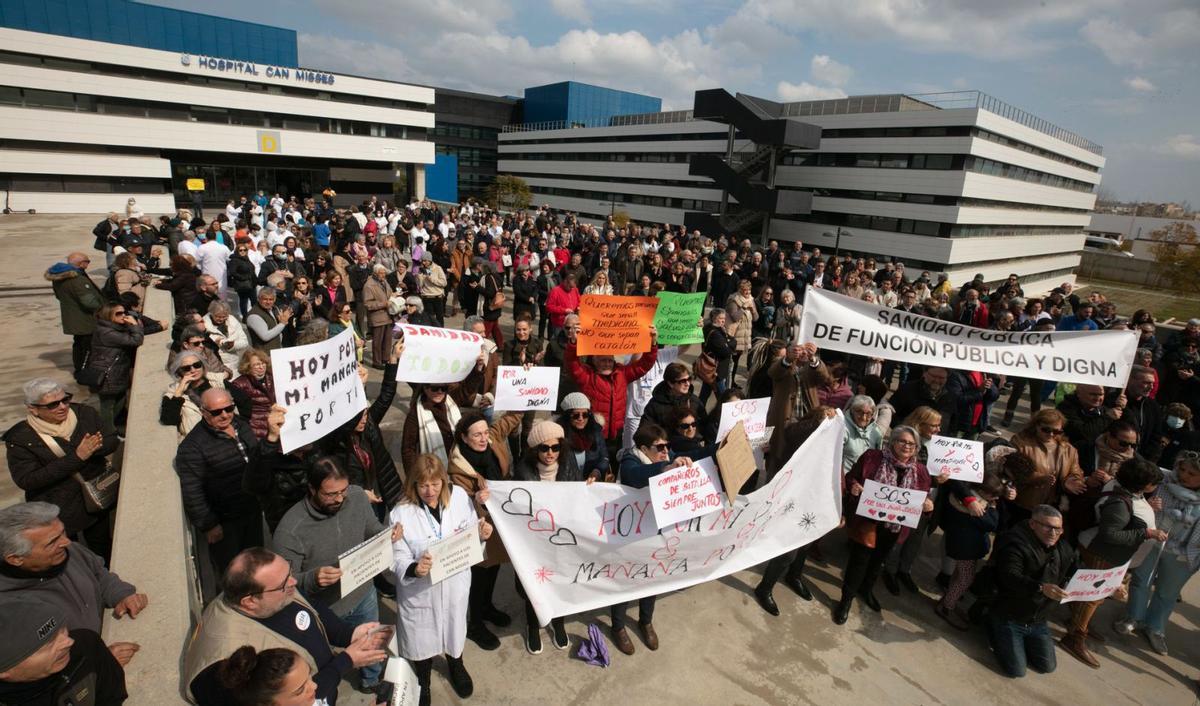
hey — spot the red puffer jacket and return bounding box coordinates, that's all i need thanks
[564,343,657,440]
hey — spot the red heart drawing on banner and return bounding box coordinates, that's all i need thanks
[867,509,877,516]
[527,509,556,533]
[887,513,897,521]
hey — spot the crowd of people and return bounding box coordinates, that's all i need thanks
[3,190,1198,705]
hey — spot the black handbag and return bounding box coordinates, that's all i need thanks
[76,352,118,389]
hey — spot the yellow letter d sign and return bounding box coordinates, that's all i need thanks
[257,130,282,154]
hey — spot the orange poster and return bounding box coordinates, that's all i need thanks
[577,294,660,355]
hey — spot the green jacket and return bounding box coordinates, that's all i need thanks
[46,266,103,335]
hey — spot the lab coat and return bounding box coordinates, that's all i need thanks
[390,485,477,660]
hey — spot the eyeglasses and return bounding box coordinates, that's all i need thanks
[569,411,590,420]
[537,443,561,453]
[203,404,236,416]
[256,571,293,595]
[425,385,447,394]
[31,393,73,409]
[1032,520,1064,534]
[1039,426,1065,436]
[318,487,349,500]
[672,376,691,385]
[177,361,204,373]
[893,440,918,448]
[677,421,697,430]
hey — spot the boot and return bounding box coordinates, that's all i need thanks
[1059,632,1100,669]
[832,597,853,625]
[446,656,474,698]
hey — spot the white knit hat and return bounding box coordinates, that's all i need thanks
[560,392,591,411]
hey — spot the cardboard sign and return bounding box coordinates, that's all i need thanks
[715,421,758,505]
[927,435,985,483]
[1060,562,1130,604]
[856,479,927,529]
[577,294,660,355]
[394,323,485,383]
[493,365,559,411]
[653,291,706,345]
[648,457,723,529]
[427,527,484,584]
[336,528,393,599]
[716,397,771,444]
[185,178,205,191]
[271,328,366,454]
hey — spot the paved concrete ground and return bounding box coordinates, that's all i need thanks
[1,213,1197,706]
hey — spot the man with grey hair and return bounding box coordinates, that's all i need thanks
[986,504,1077,678]
[5,378,119,562]
[0,502,145,666]
[189,274,221,315]
[417,251,447,326]
[245,287,291,352]
[362,263,395,369]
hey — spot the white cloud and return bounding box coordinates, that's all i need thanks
[810,54,852,86]
[1125,76,1157,92]
[1158,134,1200,159]
[1080,6,1200,67]
[776,80,847,102]
[550,0,592,24]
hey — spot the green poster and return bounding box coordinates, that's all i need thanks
[653,291,707,345]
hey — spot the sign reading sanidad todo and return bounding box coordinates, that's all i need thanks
[799,287,1138,387]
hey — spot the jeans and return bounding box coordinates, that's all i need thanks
[988,615,1056,678]
[341,588,383,686]
[1126,546,1196,634]
[610,596,656,630]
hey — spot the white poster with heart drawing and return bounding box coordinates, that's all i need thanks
[484,414,846,626]
[1060,561,1131,604]
[855,479,927,529]
[927,435,985,483]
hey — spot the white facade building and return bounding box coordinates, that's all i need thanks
[0,28,435,214]
[498,93,1104,294]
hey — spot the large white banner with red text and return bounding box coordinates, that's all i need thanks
[485,416,845,626]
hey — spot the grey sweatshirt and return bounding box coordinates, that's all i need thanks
[273,485,386,616]
[0,542,135,633]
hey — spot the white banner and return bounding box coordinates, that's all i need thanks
[484,415,845,626]
[799,287,1139,387]
[271,328,366,454]
[394,324,485,384]
[493,366,560,411]
[927,436,985,483]
[715,396,770,444]
[856,479,927,529]
[1060,561,1130,604]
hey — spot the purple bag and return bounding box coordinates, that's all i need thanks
[576,623,611,667]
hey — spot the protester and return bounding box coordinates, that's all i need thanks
[228,349,276,439]
[842,394,883,473]
[390,454,491,704]
[246,288,292,352]
[86,301,145,435]
[215,646,318,706]
[46,252,104,380]
[556,392,610,480]
[161,350,224,437]
[564,326,658,457]
[1010,410,1086,526]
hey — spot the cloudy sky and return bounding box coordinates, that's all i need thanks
[150,0,1200,207]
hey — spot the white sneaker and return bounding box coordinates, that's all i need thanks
[1112,618,1136,636]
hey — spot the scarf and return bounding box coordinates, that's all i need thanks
[1094,434,1134,475]
[416,396,461,466]
[538,462,558,482]
[461,444,503,481]
[1160,476,1200,570]
[25,409,79,457]
[568,424,596,452]
[967,371,985,427]
[874,447,920,533]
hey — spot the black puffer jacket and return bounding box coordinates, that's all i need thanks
[88,318,144,395]
[174,417,263,532]
[3,404,119,535]
[324,361,403,508]
[641,379,705,435]
[243,437,310,532]
[227,254,257,294]
[989,522,1077,623]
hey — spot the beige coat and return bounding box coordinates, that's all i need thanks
[725,293,758,352]
[765,358,824,431]
[1011,434,1085,511]
[447,411,523,566]
[362,275,394,327]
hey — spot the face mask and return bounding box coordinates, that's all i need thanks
[275,253,287,261]
[1166,416,1184,430]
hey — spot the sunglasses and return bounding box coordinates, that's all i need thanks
[649,442,670,452]
[677,421,697,430]
[185,339,205,347]
[537,443,561,453]
[569,411,590,420]
[672,376,691,385]
[425,385,447,393]
[1039,426,1065,436]
[178,361,204,373]
[204,404,236,416]
[31,393,73,409]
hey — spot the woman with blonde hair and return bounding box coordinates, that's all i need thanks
[1010,408,1087,524]
[391,454,492,704]
[228,348,275,439]
[584,269,614,296]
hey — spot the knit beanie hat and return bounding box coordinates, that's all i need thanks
[527,421,565,448]
[560,392,591,412]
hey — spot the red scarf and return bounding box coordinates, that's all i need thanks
[968,371,985,427]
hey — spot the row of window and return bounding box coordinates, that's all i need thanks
[432,123,500,142]
[813,189,1089,214]
[0,174,168,193]
[436,145,497,168]
[820,126,1099,173]
[0,50,431,113]
[503,151,691,163]
[783,152,1094,192]
[501,131,728,146]
[530,186,719,212]
[963,156,1092,192]
[776,211,1084,240]
[0,86,424,140]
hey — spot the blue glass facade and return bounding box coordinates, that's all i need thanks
[523,81,661,125]
[0,0,299,66]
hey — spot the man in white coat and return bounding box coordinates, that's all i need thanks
[196,233,231,299]
[391,455,491,705]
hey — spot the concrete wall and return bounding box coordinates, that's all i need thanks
[1077,250,1170,288]
[100,285,197,705]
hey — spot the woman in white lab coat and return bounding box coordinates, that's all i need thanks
[391,453,492,705]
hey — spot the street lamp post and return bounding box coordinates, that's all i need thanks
[822,227,853,259]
